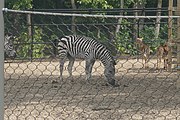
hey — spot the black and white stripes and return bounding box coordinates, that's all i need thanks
[57,35,117,87]
[4,35,16,58]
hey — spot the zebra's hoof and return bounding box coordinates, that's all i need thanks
[108,79,115,86]
[52,81,58,84]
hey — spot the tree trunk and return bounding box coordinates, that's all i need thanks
[71,0,76,34]
[133,2,138,40]
[155,0,162,39]
[115,0,124,35]
[27,14,33,60]
[27,14,32,37]
[97,27,101,39]
[133,1,145,39]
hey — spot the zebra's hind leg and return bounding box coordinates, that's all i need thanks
[59,57,66,82]
[52,57,66,84]
[85,59,95,82]
[67,55,75,81]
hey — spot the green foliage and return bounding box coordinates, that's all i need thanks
[32,27,46,58]
[16,26,46,58]
[16,31,31,58]
[77,0,113,9]
[115,31,137,55]
[6,0,32,9]
[113,19,137,55]
[139,26,155,41]
[77,0,148,9]
[139,25,168,53]
[5,0,172,59]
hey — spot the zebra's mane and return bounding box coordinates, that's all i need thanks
[59,35,116,65]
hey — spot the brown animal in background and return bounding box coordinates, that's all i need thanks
[136,38,150,68]
[156,42,169,70]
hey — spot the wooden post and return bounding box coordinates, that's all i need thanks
[176,0,180,88]
[167,0,173,71]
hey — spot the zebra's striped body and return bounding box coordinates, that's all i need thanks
[57,35,117,86]
[4,35,16,58]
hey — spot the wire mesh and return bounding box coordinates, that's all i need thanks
[4,9,180,120]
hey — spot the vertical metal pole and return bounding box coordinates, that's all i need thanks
[134,3,138,40]
[27,14,33,61]
[176,0,180,88]
[167,0,173,71]
[0,0,4,120]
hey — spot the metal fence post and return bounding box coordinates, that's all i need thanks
[27,13,33,61]
[176,0,180,88]
[167,0,173,71]
[0,0,4,120]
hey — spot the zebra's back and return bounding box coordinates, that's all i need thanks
[57,35,113,61]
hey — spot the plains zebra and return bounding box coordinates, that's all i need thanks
[57,35,118,87]
[4,35,16,58]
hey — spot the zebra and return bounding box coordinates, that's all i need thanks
[4,35,16,58]
[57,35,118,87]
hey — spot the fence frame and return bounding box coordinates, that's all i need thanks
[2,8,180,19]
[177,0,180,88]
[167,0,173,71]
[3,6,180,119]
[0,0,4,120]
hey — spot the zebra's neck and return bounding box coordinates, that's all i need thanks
[97,51,113,67]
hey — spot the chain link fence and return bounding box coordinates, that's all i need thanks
[4,9,180,120]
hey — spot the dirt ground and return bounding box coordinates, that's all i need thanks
[4,58,180,120]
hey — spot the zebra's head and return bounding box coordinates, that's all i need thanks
[104,59,118,87]
[4,35,16,58]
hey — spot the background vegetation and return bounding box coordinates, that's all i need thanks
[4,0,176,59]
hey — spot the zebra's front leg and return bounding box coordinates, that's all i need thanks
[85,59,95,82]
[67,55,75,81]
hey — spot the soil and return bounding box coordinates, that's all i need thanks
[4,58,180,120]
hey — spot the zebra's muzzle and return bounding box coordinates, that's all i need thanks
[107,78,119,87]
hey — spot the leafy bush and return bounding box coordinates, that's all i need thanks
[16,26,47,59]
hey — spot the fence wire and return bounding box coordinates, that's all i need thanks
[4,10,180,120]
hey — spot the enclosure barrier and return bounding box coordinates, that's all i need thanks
[0,0,4,120]
[3,8,180,18]
[176,0,180,89]
[3,8,180,120]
